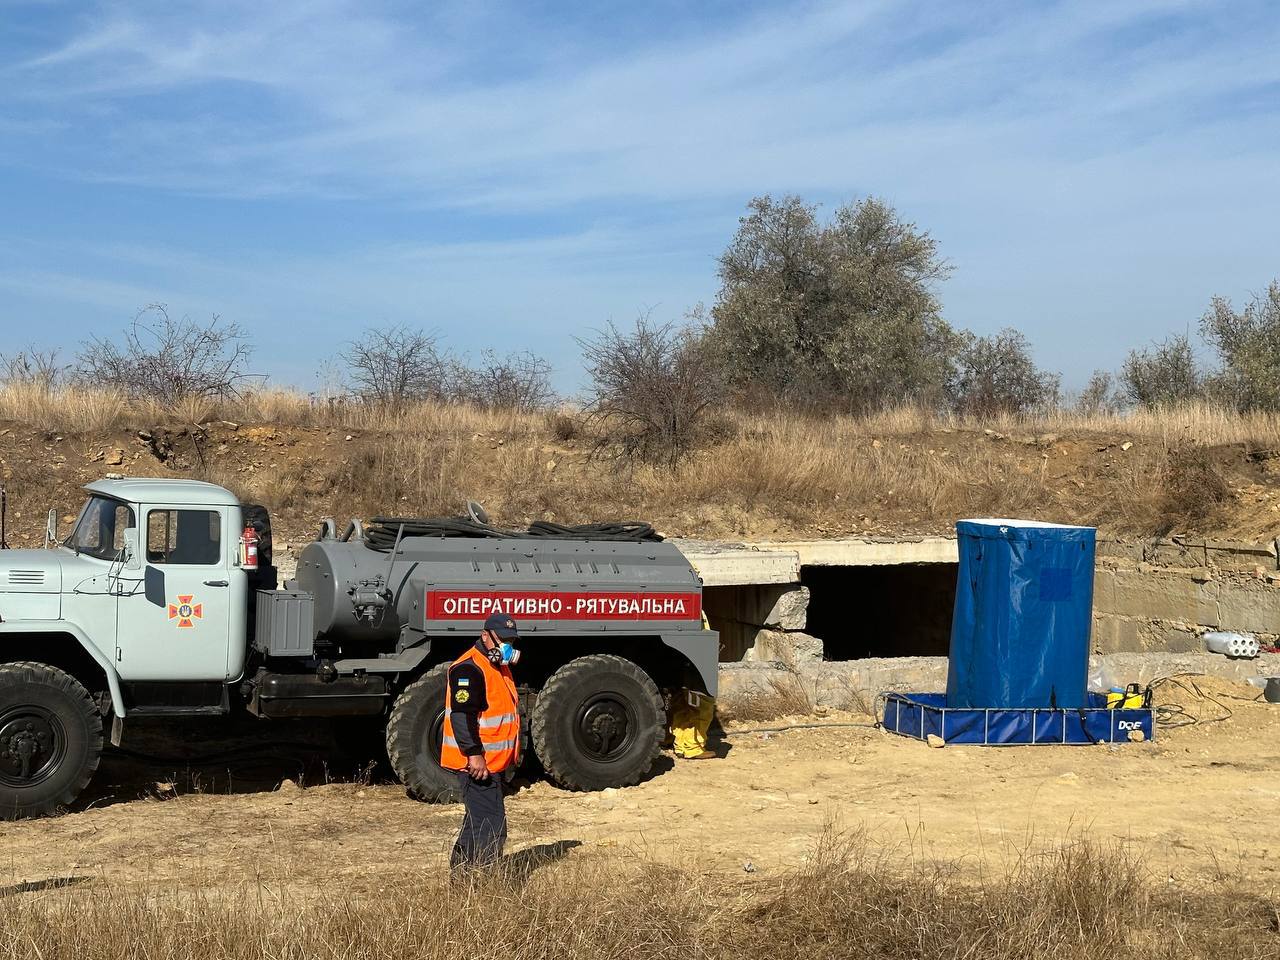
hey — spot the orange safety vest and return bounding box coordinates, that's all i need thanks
[440,646,521,773]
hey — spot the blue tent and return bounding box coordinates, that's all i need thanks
[945,519,1095,709]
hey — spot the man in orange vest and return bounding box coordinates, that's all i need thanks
[441,612,522,871]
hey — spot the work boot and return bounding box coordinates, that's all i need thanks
[680,750,716,760]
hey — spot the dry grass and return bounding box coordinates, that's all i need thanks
[2,384,1275,541]
[5,381,1280,447]
[0,838,1272,959]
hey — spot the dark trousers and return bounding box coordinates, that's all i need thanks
[450,771,507,869]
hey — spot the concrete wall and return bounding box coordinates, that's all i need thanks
[718,652,1280,714]
[692,534,1280,665]
[1092,537,1280,653]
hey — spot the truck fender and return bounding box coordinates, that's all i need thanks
[0,620,126,718]
[660,630,720,698]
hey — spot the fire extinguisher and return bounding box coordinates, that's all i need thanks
[240,523,259,571]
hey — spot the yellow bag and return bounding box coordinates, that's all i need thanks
[670,689,715,759]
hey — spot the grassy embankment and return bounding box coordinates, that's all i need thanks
[2,382,1279,542]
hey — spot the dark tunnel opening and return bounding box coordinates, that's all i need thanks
[803,563,958,660]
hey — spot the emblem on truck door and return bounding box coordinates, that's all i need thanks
[167,594,203,628]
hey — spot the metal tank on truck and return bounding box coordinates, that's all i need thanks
[0,479,719,817]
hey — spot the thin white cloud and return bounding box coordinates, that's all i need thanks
[2,0,1278,388]
[10,0,1273,211]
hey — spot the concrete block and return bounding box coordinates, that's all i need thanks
[1136,621,1201,654]
[1205,539,1278,573]
[1215,581,1280,634]
[1096,539,1144,562]
[767,537,958,567]
[1092,614,1140,654]
[750,629,823,664]
[1145,538,1207,568]
[1092,569,1116,610]
[1104,569,1219,625]
[676,541,801,586]
[705,584,809,630]
[766,587,810,629]
[1089,651,1280,687]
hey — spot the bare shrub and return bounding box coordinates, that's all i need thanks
[952,328,1060,417]
[74,304,257,407]
[451,350,556,412]
[547,409,581,442]
[578,315,720,468]
[344,324,451,407]
[2,346,62,388]
[1120,334,1203,409]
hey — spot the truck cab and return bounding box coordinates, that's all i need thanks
[65,479,250,691]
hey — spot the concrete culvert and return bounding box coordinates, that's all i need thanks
[804,563,957,660]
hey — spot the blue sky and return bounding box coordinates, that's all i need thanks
[1,0,1278,392]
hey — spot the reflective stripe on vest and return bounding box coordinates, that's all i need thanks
[441,736,519,754]
[445,711,518,730]
[439,647,521,773]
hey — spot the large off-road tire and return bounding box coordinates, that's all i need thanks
[385,664,461,803]
[0,662,103,819]
[531,654,664,792]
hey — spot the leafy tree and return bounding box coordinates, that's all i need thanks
[1074,369,1121,415]
[706,195,957,411]
[1120,334,1202,408]
[952,329,1060,417]
[1200,281,1280,411]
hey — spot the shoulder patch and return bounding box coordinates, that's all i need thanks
[455,689,470,704]
[456,677,470,687]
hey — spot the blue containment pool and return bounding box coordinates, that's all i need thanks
[880,691,1154,745]
[946,519,1096,710]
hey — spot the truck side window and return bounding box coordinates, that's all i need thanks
[68,497,135,561]
[146,509,221,565]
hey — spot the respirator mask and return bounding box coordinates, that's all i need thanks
[487,639,521,666]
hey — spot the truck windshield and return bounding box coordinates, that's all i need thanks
[65,496,135,562]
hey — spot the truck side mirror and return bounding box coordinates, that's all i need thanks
[122,527,140,567]
[45,509,58,548]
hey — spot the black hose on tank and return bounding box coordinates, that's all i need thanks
[362,516,662,551]
[363,517,519,551]
[527,520,661,541]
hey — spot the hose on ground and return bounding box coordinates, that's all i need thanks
[721,721,879,737]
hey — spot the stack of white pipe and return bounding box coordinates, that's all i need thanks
[1203,631,1260,659]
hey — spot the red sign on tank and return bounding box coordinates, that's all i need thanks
[426,590,701,621]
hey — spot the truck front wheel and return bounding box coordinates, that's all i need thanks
[385,664,462,803]
[0,662,103,819]
[531,654,664,792]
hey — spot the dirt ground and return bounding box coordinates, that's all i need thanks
[1,677,1276,895]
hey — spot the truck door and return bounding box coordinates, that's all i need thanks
[115,506,233,681]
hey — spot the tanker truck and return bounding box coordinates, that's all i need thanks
[0,478,718,818]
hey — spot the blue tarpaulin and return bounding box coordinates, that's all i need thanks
[880,692,1154,745]
[946,519,1096,709]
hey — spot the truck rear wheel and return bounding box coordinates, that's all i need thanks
[0,662,102,819]
[385,665,461,803]
[531,654,664,792]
